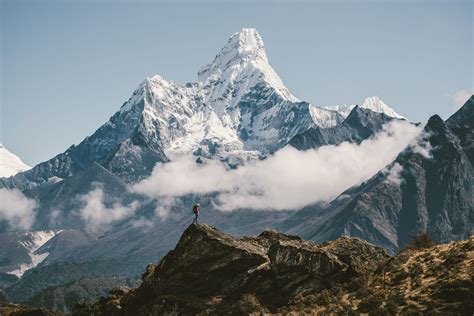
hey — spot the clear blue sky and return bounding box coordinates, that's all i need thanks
[1,0,472,166]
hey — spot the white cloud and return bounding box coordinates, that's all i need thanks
[0,188,37,231]
[410,131,433,159]
[77,184,139,233]
[452,89,472,109]
[384,163,404,185]
[382,129,434,186]
[48,208,62,227]
[133,120,422,211]
[153,197,175,220]
[131,217,154,229]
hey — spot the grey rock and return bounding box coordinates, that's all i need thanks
[282,96,474,254]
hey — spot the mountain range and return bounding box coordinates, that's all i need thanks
[281,97,473,254]
[1,29,403,190]
[0,28,472,312]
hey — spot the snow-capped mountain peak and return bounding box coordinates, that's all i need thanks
[324,96,405,120]
[113,28,308,160]
[200,29,267,77]
[198,28,298,104]
[0,144,31,178]
[198,28,267,82]
[3,29,408,187]
[361,96,405,119]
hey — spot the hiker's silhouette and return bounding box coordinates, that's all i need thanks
[192,204,200,224]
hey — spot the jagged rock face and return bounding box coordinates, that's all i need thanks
[447,95,474,165]
[85,224,389,315]
[0,100,147,189]
[266,237,388,297]
[289,106,396,150]
[82,225,473,315]
[149,224,267,296]
[103,128,169,182]
[282,97,474,254]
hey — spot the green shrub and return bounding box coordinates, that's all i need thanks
[404,232,436,250]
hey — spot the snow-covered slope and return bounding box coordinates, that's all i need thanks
[326,96,405,120]
[127,28,335,159]
[0,144,30,178]
[3,28,347,188]
[0,230,61,277]
[198,28,298,107]
[361,96,405,119]
[2,29,406,189]
[309,105,344,128]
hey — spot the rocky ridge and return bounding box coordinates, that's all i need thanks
[289,105,397,150]
[79,224,473,315]
[282,96,474,254]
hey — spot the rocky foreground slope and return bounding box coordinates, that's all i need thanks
[0,302,61,316]
[78,224,473,315]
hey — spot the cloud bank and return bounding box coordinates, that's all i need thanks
[77,184,139,233]
[133,120,422,211]
[409,130,433,159]
[384,162,404,186]
[0,188,37,230]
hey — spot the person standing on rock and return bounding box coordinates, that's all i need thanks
[192,203,201,224]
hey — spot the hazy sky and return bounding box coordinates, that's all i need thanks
[1,0,472,165]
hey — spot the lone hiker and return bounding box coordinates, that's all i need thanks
[192,203,201,224]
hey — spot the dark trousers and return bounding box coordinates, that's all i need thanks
[193,213,198,224]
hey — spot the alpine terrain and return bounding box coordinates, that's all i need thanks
[79,224,473,315]
[281,96,474,254]
[0,28,403,190]
[0,28,472,313]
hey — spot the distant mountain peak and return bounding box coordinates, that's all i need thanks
[198,28,298,103]
[221,28,266,62]
[198,28,267,81]
[361,96,405,119]
[324,96,405,120]
[0,144,30,178]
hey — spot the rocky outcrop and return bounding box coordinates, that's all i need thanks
[79,225,473,315]
[79,224,389,315]
[0,303,61,316]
